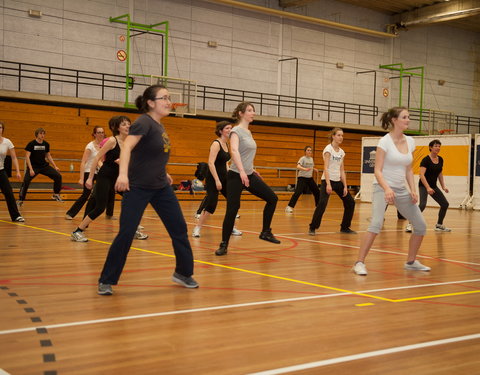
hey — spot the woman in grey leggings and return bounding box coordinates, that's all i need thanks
[353,107,431,276]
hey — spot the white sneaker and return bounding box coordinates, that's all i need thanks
[236,214,240,219]
[404,260,431,271]
[231,227,243,236]
[285,206,293,213]
[405,223,413,233]
[71,231,88,242]
[65,214,73,220]
[135,230,148,240]
[194,213,201,220]
[435,224,451,232]
[192,226,201,238]
[353,262,367,276]
[14,216,25,222]
[52,194,63,202]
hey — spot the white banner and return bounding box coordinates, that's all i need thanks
[474,134,480,210]
[360,134,471,208]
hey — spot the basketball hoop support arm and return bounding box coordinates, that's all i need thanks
[109,14,169,107]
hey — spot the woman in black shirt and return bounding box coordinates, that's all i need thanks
[192,121,242,238]
[97,85,198,295]
[406,139,450,232]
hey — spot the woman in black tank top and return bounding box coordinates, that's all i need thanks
[70,116,132,242]
[192,121,242,238]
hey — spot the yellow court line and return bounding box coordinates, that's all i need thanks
[4,220,479,304]
[392,289,480,303]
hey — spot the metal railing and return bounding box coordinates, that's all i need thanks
[2,60,478,133]
[1,60,376,125]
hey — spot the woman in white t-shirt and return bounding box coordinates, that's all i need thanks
[308,128,355,235]
[285,146,320,213]
[353,107,430,276]
[65,126,106,219]
[0,121,24,222]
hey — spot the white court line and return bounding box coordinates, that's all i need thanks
[1,278,479,336]
[247,333,480,374]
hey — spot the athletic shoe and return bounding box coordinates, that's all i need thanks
[106,215,117,220]
[340,228,357,234]
[16,200,23,208]
[352,262,368,276]
[308,228,315,236]
[231,227,243,236]
[71,231,88,242]
[215,241,228,256]
[194,213,201,220]
[52,194,63,202]
[259,229,281,244]
[97,283,113,295]
[404,260,431,271]
[13,216,25,222]
[172,272,199,288]
[135,230,148,240]
[405,223,413,233]
[192,226,201,238]
[137,224,144,230]
[236,214,241,219]
[435,224,451,232]
[285,206,293,213]
[65,214,73,220]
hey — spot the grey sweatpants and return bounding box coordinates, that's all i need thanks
[368,184,426,235]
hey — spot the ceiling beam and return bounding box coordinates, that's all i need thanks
[394,0,480,27]
[279,0,318,7]
[202,0,396,38]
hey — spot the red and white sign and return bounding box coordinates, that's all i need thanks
[117,50,127,61]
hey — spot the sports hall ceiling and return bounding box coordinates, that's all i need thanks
[279,0,480,33]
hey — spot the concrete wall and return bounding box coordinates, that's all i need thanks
[1,0,479,125]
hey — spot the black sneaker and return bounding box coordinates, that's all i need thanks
[172,272,199,288]
[97,283,113,295]
[259,229,281,244]
[215,241,228,256]
[340,228,357,234]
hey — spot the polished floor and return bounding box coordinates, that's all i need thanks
[1,195,479,375]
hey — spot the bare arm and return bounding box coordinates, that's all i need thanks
[405,163,418,203]
[373,147,395,204]
[230,133,249,187]
[115,134,142,192]
[419,166,434,195]
[9,148,21,180]
[46,152,59,171]
[208,141,222,190]
[25,151,35,176]
[340,160,348,197]
[78,148,92,185]
[438,172,448,193]
[323,152,332,194]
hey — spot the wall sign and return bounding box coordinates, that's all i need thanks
[117,50,127,61]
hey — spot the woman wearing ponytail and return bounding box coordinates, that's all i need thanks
[97,85,198,295]
[352,107,430,276]
[215,101,280,256]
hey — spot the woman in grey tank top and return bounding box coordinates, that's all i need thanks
[216,102,281,256]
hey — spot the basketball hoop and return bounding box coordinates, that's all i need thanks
[439,129,455,135]
[172,102,188,117]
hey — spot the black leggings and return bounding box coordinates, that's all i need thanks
[221,170,278,243]
[19,165,62,200]
[202,175,227,214]
[0,169,21,220]
[84,174,116,221]
[309,180,355,230]
[287,176,320,208]
[418,184,449,225]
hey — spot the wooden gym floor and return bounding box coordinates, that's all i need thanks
[1,195,479,375]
